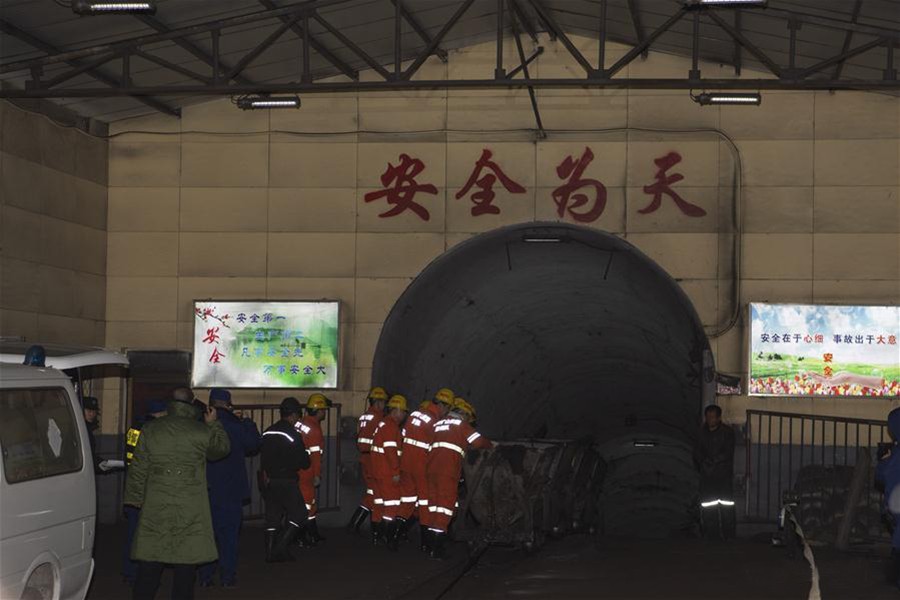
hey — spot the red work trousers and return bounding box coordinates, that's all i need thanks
[299,472,317,520]
[425,470,459,532]
[399,451,429,522]
[359,453,375,510]
[373,476,401,522]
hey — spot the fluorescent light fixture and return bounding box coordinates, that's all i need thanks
[633,440,658,448]
[522,236,562,243]
[700,498,736,508]
[693,92,761,106]
[236,95,301,110]
[72,1,157,14]
[686,0,767,6]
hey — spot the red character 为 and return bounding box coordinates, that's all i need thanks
[639,152,706,217]
[364,154,438,221]
[552,147,606,223]
[455,149,526,216]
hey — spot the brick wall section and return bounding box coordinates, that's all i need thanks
[102,37,899,422]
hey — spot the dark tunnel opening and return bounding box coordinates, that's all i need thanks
[372,223,713,536]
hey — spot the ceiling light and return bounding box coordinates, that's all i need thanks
[633,440,658,448]
[693,92,761,106]
[685,0,767,6]
[522,236,562,243]
[72,1,157,14]
[236,95,301,110]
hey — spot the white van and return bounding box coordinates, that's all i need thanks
[0,363,96,600]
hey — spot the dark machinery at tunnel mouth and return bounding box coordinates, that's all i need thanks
[372,222,713,541]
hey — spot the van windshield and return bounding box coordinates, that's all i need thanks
[0,388,83,484]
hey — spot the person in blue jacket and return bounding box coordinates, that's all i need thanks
[876,407,900,587]
[199,389,262,588]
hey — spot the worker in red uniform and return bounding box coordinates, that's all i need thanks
[370,394,408,550]
[295,392,331,546]
[400,388,455,551]
[426,397,492,559]
[346,386,388,534]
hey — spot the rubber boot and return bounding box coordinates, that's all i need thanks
[419,524,432,553]
[888,548,900,586]
[429,531,447,560]
[271,524,301,562]
[371,521,384,546]
[346,506,369,534]
[399,516,414,542]
[309,519,326,543]
[264,529,278,563]
[386,519,401,552]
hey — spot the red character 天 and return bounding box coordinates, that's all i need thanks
[552,147,606,223]
[202,327,221,345]
[455,149,526,216]
[209,348,225,364]
[639,151,706,217]
[364,154,438,221]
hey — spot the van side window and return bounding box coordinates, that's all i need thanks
[0,388,83,484]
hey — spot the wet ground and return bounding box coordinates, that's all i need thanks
[86,522,894,599]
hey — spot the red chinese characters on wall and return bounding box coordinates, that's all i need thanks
[362,147,706,223]
[455,149,526,216]
[364,153,438,221]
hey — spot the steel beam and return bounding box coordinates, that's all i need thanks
[832,0,863,80]
[527,0,594,75]
[506,47,543,79]
[510,0,539,44]
[133,49,212,84]
[4,78,897,99]
[705,10,781,77]
[402,0,475,80]
[0,0,355,75]
[390,0,449,62]
[626,0,648,59]
[135,14,253,86]
[606,9,685,78]
[732,9,741,76]
[312,12,391,79]
[0,18,177,116]
[258,0,357,80]
[225,15,301,81]
[510,0,544,138]
[761,6,900,40]
[797,36,887,79]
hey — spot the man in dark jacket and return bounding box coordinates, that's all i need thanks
[260,397,310,562]
[82,396,103,473]
[199,389,261,588]
[122,399,169,586]
[695,405,736,539]
[125,387,230,600]
[876,407,900,587]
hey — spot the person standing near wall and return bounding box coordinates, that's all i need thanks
[346,387,389,534]
[199,389,262,589]
[121,399,169,587]
[82,396,103,473]
[694,405,736,539]
[296,393,331,546]
[125,387,230,600]
[876,407,900,589]
[370,394,408,550]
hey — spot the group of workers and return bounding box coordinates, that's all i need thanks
[347,386,493,558]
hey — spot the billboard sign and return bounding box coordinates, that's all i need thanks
[192,300,340,389]
[749,303,899,397]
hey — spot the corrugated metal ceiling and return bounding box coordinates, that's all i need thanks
[0,0,897,122]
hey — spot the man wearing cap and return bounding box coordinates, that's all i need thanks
[125,387,230,600]
[260,397,311,562]
[371,394,409,550]
[346,386,389,534]
[121,399,168,586]
[199,389,262,588]
[400,388,455,552]
[296,393,332,545]
[425,397,493,559]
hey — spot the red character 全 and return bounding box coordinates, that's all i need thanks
[203,327,221,345]
[364,154,438,221]
[552,147,606,223]
[209,348,225,364]
[455,149,526,216]
[639,152,706,217]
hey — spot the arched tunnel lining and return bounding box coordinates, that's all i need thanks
[372,223,712,534]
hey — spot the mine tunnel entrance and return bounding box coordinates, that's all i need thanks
[372,222,713,537]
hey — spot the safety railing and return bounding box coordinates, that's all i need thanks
[234,403,342,519]
[745,409,889,543]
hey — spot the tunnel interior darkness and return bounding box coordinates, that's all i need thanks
[372,223,713,535]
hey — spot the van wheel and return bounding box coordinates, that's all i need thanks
[22,563,55,600]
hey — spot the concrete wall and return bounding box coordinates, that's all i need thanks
[0,100,108,346]
[102,36,899,423]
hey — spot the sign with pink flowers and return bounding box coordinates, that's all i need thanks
[748,303,899,397]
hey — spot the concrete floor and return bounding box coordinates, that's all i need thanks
[86,523,894,600]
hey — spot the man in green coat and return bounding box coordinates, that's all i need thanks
[125,388,231,600]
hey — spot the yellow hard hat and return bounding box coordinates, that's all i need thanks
[307,393,331,410]
[419,399,432,411]
[368,386,388,402]
[387,394,408,411]
[453,397,475,421]
[434,387,455,406]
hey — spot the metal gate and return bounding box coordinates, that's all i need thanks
[234,403,342,519]
[745,409,889,542]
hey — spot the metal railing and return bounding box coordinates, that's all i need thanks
[745,409,889,542]
[234,403,342,519]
